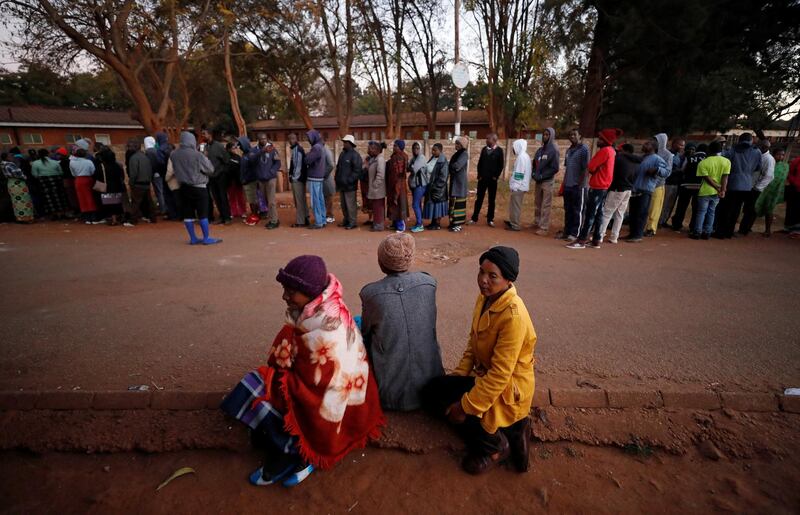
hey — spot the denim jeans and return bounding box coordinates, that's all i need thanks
[308,180,326,227]
[578,188,607,242]
[412,186,427,226]
[693,195,719,235]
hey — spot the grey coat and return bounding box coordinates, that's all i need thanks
[360,271,444,411]
[448,149,469,198]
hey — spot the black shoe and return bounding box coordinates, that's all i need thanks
[462,440,510,475]
[362,220,373,226]
[291,223,308,228]
[345,224,357,230]
[701,233,710,240]
[688,232,700,240]
[644,230,655,237]
[337,222,347,227]
[508,417,531,473]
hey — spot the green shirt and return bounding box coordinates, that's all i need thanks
[31,158,63,178]
[696,155,731,197]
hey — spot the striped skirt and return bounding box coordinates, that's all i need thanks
[39,175,68,214]
[449,197,467,226]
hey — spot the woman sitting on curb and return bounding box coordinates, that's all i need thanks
[221,255,384,487]
[423,246,537,475]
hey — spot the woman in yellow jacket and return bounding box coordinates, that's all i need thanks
[424,246,536,475]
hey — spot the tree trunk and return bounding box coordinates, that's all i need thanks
[579,5,609,138]
[223,31,247,137]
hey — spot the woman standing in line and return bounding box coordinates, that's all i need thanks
[2,152,34,223]
[31,149,68,220]
[366,141,387,232]
[386,140,409,232]
[70,147,102,224]
[408,142,429,233]
[448,136,469,232]
[423,143,448,230]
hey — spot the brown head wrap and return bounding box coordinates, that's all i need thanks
[377,233,416,273]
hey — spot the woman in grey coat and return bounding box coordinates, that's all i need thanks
[359,233,444,411]
[448,136,469,232]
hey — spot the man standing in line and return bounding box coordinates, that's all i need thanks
[323,133,336,225]
[203,128,232,225]
[124,138,156,227]
[659,137,685,227]
[236,135,261,226]
[738,139,775,236]
[566,128,621,249]
[532,127,559,236]
[557,129,589,241]
[305,130,328,229]
[644,133,673,236]
[713,133,762,239]
[691,141,730,240]
[170,131,221,245]
[335,135,362,230]
[670,143,706,234]
[254,135,281,230]
[469,133,504,227]
[287,132,309,228]
[625,140,670,243]
[596,143,640,244]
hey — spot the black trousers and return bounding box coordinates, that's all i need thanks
[738,189,761,235]
[179,185,210,220]
[471,177,498,222]
[627,191,652,239]
[670,186,699,231]
[714,190,748,238]
[562,185,587,237]
[422,375,527,456]
[208,175,231,222]
[785,184,800,230]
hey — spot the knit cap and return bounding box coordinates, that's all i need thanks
[479,246,520,281]
[378,233,416,273]
[276,255,329,299]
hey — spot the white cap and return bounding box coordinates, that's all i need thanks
[342,135,356,145]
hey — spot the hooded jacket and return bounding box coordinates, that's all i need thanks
[682,150,706,188]
[144,136,164,177]
[609,152,642,192]
[127,150,153,189]
[335,145,364,192]
[654,134,673,187]
[633,153,670,193]
[305,130,327,180]
[170,132,213,187]
[509,139,532,193]
[255,145,281,182]
[587,144,616,190]
[533,128,559,182]
[408,152,429,189]
[206,139,230,179]
[723,142,762,192]
[289,142,306,183]
[237,136,259,184]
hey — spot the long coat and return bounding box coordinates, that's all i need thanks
[453,285,536,434]
[385,150,409,220]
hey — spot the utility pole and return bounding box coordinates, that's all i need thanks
[454,0,461,137]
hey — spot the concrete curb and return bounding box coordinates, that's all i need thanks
[0,388,796,413]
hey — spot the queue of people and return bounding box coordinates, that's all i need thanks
[221,234,536,486]
[2,128,798,243]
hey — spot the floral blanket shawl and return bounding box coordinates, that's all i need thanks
[262,273,384,469]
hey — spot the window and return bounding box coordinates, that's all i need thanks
[469,131,477,139]
[405,132,412,140]
[64,133,82,144]
[434,131,441,139]
[446,132,452,140]
[371,131,377,140]
[95,134,111,145]
[380,131,385,140]
[0,133,12,145]
[22,133,43,145]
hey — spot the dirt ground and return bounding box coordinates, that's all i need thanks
[0,189,798,394]
[2,441,799,514]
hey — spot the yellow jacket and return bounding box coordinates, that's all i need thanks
[454,285,536,434]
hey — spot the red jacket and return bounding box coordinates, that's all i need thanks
[587,145,616,190]
[789,156,800,189]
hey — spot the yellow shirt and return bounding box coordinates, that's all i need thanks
[454,285,536,434]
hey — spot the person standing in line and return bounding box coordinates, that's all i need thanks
[287,132,309,228]
[255,138,281,230]
[532,127,560,236]
[366,141,387,232]
[625,140,670,243]
[448,136,469,232]
[691,141,730,240]
[753,147,787,237]
[785,153,800,235]
[203,128,232,226]
[335,135,362,230]
[69,145,102,224]
[124,138,156,227]
[408,142,429,233]
[504,139,531,232]
[155,132,178,220]
[558,129,589,241]
[469,133,504,227]
[386,139,410,232]
[323,134,336,225]
[31,148,68,220]
[235,136,262,226]
[360,146,373,227]
[225,142,247,219]
[305,130,328,229]
[644,133,673,237]
[596,143,641,244]
[738,140,775,236]
[170,131,221,245]
[2,152,34,223]
[671,143,706,234]
[566,128,621,249]
[144,136,165,217]
[56,146,79,217]
[423,143,448,231]
[659,138,686,227]
[713,133,762,239]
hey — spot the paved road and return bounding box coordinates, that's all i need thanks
[0,214,797,393]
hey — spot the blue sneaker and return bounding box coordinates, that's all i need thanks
[411,225,424,233]
[282,463,314,487]
[248,463,295,486]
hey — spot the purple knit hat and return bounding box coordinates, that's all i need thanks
[276,255,328,299]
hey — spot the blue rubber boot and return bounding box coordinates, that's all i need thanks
[282,464,314,487]
[184,219,200,245]
[199,218,222,245]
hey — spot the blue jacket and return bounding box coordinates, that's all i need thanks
[533,127,559,182]
[255,147,281,182]
[289,143,306,183]
[633,153,670,193]
[723,142,761,192]
[305,130,326,180]
[237,136,260,185]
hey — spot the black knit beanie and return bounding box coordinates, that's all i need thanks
[479,246,519,281]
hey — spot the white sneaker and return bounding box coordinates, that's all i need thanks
[326,217,335,224]
[566,235,578,243]
[608,238,618,244]
[123,222,135,228]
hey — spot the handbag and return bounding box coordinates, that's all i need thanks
[93,180,107,193]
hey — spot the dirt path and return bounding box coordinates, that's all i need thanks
[0,209,798,394]
[2,442,798,514]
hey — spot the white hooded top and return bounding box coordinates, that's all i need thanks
[509,139,532,192]
[144,136,156,150]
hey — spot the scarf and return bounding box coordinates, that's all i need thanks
[261,274,384,469]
